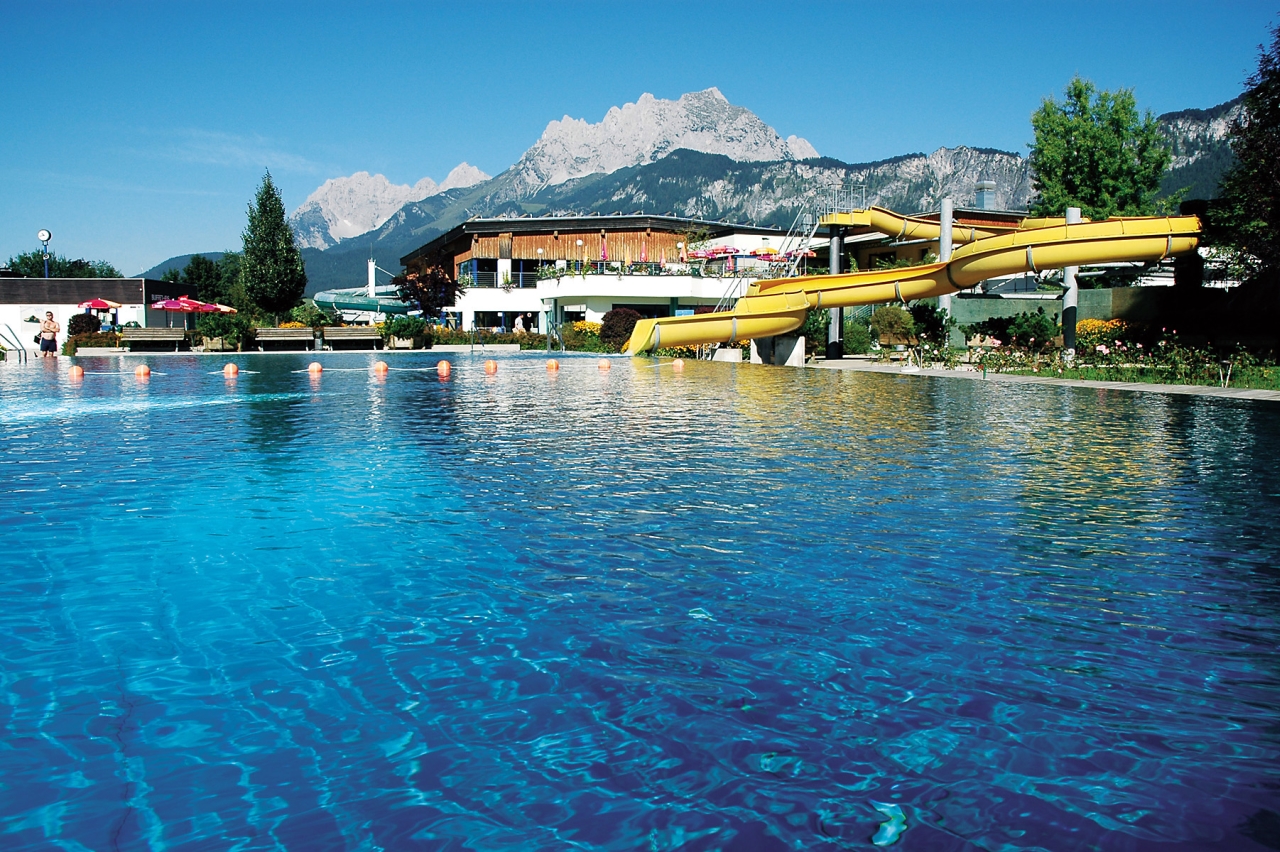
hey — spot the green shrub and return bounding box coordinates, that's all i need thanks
[1006,308,1059,351]
[384,315,427,340]
[67,313,100,336]
[802,309,830,357]
[197,311,251,350]
[869,306,914,340]
[63,331,121,356]
[843,319,872,355]
[964,308,1059,351]
[908,303,954,345]
[559,326,610,353]
[600,308,642,352]
[289,303,335,328]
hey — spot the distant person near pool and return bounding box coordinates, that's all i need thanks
[39,312,59,358]
[514,314,525,334]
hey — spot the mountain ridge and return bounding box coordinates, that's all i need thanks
[139,90,1242,289]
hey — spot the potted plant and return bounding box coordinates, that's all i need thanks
[385,315,428,349]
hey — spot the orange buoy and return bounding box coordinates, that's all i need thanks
[373,361,389,375]
[68,365,84,381]
[484,359,498,375]
[436,360,452,378]
[546,359,560,372]
[223,363,239,377]
[134,365,151,378]
[307,362,323,374]
[598,359,611,371]
[671,358,685,372]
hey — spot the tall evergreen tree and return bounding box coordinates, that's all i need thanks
[1213,24,1280,284]
[241,171,306,318]
[1028,77,1170,219]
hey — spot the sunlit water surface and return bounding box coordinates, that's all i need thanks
[1,352,1278,851]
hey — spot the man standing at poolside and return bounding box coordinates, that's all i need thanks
[39,311,59,358]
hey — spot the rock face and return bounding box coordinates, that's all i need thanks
[1159,97,1243,170]
[290,164,489,249]
[505,88,818,196]
[526,146,1034,226]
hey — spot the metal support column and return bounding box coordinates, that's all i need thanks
[1062,207,1081,357]
[937,197,954,317]
[826,226,843,360]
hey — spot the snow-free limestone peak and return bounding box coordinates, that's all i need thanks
[290,164,489,249]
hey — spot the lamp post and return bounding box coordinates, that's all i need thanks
[37,230,52,278]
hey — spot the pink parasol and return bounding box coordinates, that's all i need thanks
[601,233,608,262]
[640,240,648,263]
[78,298,122,310]
[152,299,196,312]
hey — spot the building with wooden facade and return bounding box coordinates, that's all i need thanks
[400,215,784,332]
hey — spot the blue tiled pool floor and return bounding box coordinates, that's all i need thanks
[1,353,1278,850]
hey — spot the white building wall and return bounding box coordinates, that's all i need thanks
[0,302,146,355]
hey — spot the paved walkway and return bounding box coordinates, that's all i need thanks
[813,358,1280,403]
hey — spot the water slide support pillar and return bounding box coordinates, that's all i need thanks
[367,258,376,299]
[826,226,843,360]
[1062,207,1081,357]
[937,198,954,345]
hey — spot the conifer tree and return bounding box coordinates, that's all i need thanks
[241,171,306,318]
[1213,24,1280,284]
[181,254,224,304]
[1028,77,1170,219]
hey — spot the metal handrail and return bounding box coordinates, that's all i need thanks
[0,323,29,363]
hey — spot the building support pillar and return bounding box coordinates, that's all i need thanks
[1062,207,1081,357]
[937,196,953,318]
[826,226,843,360]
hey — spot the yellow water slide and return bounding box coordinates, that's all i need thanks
[623,213,1201,354]
[823,206,1086,244]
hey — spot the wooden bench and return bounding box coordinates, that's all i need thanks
[323,326,383,350]
[121,327,187,351]
[255,328,315,351]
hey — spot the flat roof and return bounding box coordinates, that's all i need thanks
[0,278,169,305]
[401,214,784,266]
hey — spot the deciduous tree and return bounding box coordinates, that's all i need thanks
[1029,77,1170,219]
[241,171,307,318]
[393,263,466,321]
[5,251,121,278]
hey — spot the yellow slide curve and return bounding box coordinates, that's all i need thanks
[623,213,1201,355]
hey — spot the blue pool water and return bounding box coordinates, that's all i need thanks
[1,352,1278,851]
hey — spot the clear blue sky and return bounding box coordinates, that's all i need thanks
[1,0,1271,275]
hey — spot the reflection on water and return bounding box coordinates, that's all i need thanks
[0,353,1277,851]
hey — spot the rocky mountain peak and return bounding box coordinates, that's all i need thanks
[290,165,489,250]
[506,88,819,195]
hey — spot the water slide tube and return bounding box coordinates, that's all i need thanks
[822,206,1089,245]
[623,214,1201,354]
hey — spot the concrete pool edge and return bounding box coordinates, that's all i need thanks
[813,358,1280,403]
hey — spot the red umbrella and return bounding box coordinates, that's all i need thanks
[78,298,122,310]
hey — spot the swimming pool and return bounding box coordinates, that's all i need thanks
[1,352,1278,850]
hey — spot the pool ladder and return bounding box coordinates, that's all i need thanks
[0,323,29,363]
